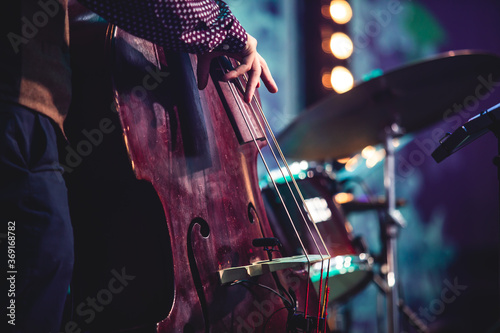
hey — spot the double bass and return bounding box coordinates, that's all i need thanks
[66,3,331,332]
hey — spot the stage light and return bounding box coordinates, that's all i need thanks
[330,0,352,24]
[366,149,386,169]
[321,5,331,19]
[330,32,353,59]
[322,71,333,89]
[304,197,332,223]
[317,1,354,97]
[322,38,332,54]
[344,154,359,172]
[334,192,354,204]
[361,145,376,159]
[330,66,354,93]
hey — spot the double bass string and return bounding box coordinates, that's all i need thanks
[240,71,333,333]
[219,59,320,327]
[240,72,332,333]
[217,57,331,331]
[215,59,310,262]
[236,70,332,327]
[244,76,332,261]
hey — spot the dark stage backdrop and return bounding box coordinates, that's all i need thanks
[344,1,500,332]
[231,0,500,332]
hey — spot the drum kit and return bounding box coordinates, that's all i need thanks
[260,50,500,332]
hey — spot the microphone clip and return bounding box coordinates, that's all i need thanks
[252,237,282,261]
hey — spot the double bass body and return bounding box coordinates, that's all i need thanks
[67,4,304,330]
[112,28,292,332]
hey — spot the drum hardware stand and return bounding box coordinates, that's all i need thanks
[372,274,429,333]
[381,123,428,333]
[382,123,404,333]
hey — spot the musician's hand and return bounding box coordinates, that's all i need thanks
[197,33,278,103]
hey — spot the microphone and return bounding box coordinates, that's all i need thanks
[252,237,282,248]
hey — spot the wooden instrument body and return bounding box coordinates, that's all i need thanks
[112,28,290,332]
[67,3,326,331]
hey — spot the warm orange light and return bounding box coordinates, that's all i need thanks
[334,192,354,204]
[330,32,353,59]
[366,149,386,169]
[321,5,331,19]
[330,66,354,94]
[322,72,333,89]
[392,138,400,148]
[361,145,376,159]
[330,0,353,24]
[344,154,359,172]
[322,38,332,53]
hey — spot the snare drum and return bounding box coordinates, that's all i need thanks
[261,165,372,303]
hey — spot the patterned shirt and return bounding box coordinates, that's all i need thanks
[78,0,248,54]
[0,0,247,130]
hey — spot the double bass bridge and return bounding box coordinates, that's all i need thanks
[218,254,329,285]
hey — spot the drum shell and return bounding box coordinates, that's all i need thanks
[262,169,372,303]
[262,170,354,257]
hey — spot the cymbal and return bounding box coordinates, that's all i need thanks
[277,50,500,161]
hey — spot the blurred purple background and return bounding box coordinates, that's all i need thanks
[230,0,500,331]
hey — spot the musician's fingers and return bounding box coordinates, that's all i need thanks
[217,33,278,102]
[244,62,261,103]
[259,57,278,94]
[221,58,252,81]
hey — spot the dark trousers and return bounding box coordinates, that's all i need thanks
[0,101,74,333]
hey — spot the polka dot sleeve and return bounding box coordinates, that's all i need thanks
[76,0,248,54]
